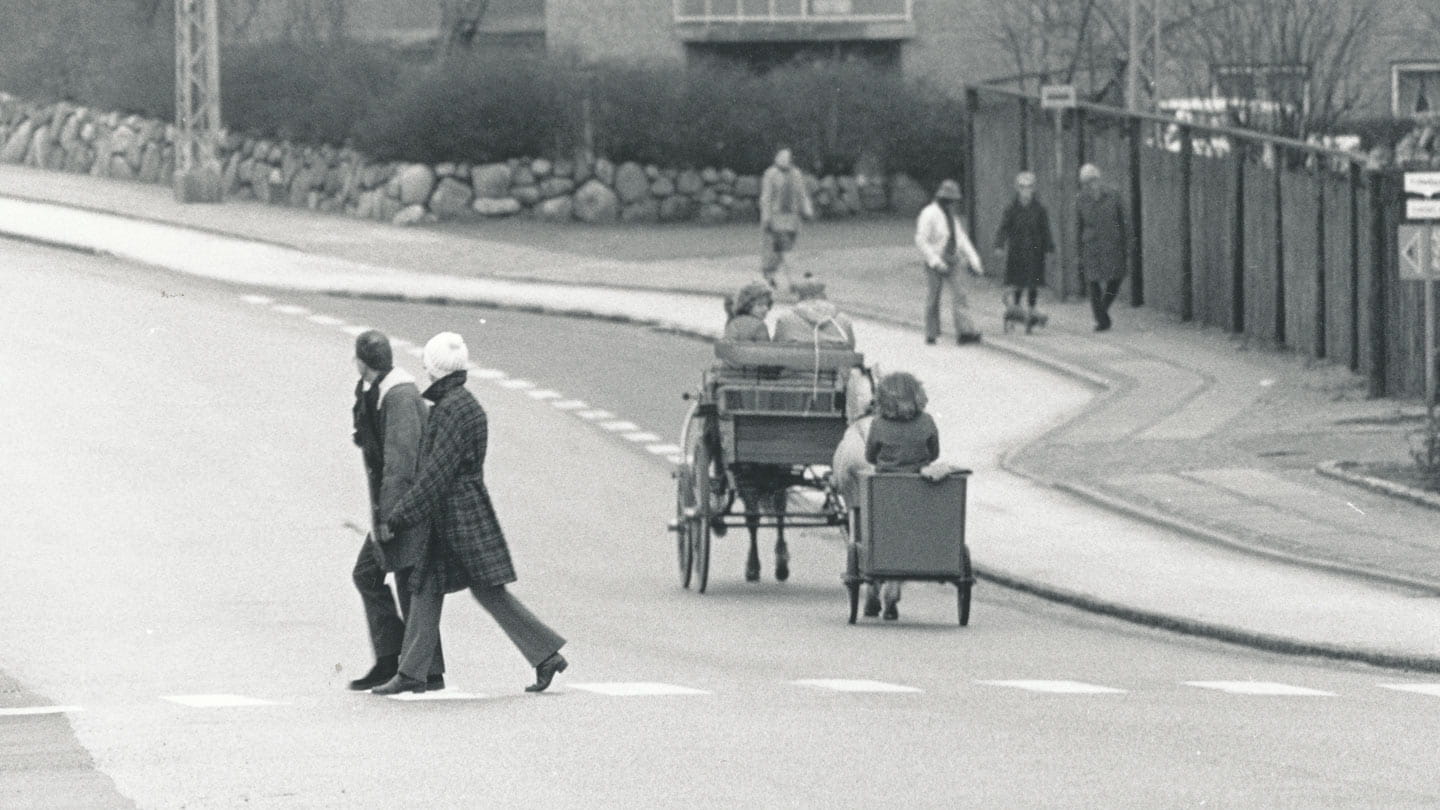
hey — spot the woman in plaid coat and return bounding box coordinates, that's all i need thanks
[374,332,568,696]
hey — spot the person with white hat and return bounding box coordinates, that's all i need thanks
[1076,163,1129,331]
[914,178,984,345]
[374,332,569,695]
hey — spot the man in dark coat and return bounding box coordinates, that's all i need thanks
[1076,163,1129,331]
[993,171,1054,333]
[348,330,445,691]
[374,332,568,695]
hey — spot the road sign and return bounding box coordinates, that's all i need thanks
[1040,84,1078,110]
[1405,171,1440,198]
[1399,225,1440,280]
[1409,199,1440,221]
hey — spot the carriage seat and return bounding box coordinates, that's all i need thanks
[714,340,863,371]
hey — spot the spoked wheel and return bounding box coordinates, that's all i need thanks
[958,545,973,627]
[674,467,694,589]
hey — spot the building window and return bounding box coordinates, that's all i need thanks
[1394,62,1440,117]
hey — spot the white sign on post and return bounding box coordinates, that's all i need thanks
[1408,198,1440,220]
[1040,84,1077,110]
[1406,171,1440,198]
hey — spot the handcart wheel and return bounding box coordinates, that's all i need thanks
[958,545,973,627]
[693,439,715,595]
[674,468,694,589]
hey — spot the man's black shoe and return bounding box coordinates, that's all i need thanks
[925,337,937,345]
[348,655,398,691]
[371,673,427,695]
[957,333,983,345]
[426,675,446,692]
[526,653,569,693]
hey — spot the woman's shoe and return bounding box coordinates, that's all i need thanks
[882,603,899,621]
[863,592,882,618]
[526,653,569,693]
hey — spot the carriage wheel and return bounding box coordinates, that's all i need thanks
[674,468,694,589]
[958,545,973,627]
[692,432,717,595]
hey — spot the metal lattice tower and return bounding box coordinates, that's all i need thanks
[174,0,223,202]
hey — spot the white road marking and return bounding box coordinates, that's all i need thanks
[239,294,273,305]
[666,454,684,465]
[576,410,615,421]
[497,378,535,390]
[623,432,662,443]
[1380,683,1440,697]
[526,389,562,400]
[1183,681,1335,696]
[647,443,682,455]
[162,694,286,708]
[979,680,1126,694]
[602,421,640,432]
[793,679,921,693]
[342,325,373,337]
[270,304,311,316]
[467,368,507,380]
[385,691,489,702]
[567,682,710,697]
[307,314,344,326]
[551,400,588,410]
[0,705,82,716]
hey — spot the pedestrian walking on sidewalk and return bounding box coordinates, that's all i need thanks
[758,146,814,293]
[347,330,445,692]
[373,332,568,696]
[1076,163,1129,332]
[914,179,984,345]
[993,171,1055,334]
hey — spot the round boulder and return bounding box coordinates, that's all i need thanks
[473,197,522,217]
[572,179,620,223]
[429,176,474,219]
[397,164,436,206]
[614,162,649,204]
[536,196,573,222]
[676,169,703,195]
[471,163,512,199]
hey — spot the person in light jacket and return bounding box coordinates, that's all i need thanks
[347,330,444,691]
[374,332,568,696]
[915,179,984,345]
[758,146,815,292]
[1076,163,1129,331]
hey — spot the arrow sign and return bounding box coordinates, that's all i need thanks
[1405,171,1440,198]
[1399,225,1440,280]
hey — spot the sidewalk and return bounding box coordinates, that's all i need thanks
[4,165,1439,669]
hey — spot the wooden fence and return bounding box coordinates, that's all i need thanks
[964,85,1421,398]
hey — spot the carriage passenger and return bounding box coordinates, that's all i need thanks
[771,275,855,349]
[723,282,774,342]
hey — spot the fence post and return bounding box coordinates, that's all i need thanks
[1019,97,1030,171]
[1273,147,1286,346]
[964,87,979,244]
[1349,163,1362,372]
[1180,125,1194,322]
[1367,171,1389,398]
[1232,149,1246,333]
[1129,116,1144,307]
[1314,164,1327,360]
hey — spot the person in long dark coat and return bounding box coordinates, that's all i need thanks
[993,171,1055,333]
[1076,163,1130,331]
[372,332,568,695]
[347,330,445,691]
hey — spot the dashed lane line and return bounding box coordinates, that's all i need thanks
[623,432,663,443]
[161,694,288,708]
[978,680,1126,695]
[0,705,82,716]
[551,400,588,410]
[1379,684,1440,697]
[602,421,641,433]
[526,389,563,400]
[567,682,711,697]
[1183,681,1336,696]
[271,304,311,316]
[467,367,507,380]
[793,679,921,693]
[307,314,345,326]
[647,444,683,456]
[385,691,490,702]
[576,410,616,421]
[342,325,373,337]
[239,294,274,305]
[497,378,535,390]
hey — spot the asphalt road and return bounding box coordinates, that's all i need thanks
[4,239,1440,808]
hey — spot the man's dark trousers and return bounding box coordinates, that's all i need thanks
[353,543,444,677]
[1088,280,1122,328]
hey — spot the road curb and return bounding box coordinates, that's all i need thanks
[1317,459,1440,513]
[972,565,1440,673]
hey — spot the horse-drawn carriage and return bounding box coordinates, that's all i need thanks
[668,339,974,626]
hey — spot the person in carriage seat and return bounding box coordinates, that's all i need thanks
[771,274,855,349]
[722,282,773,343]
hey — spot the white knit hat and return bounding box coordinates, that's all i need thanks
[423,331,469,378]
[1079,163,1102,182]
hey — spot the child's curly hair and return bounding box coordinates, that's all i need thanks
[875,372,928,421]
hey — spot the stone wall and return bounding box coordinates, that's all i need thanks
[0,94,925,227]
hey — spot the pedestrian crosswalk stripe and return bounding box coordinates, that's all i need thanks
[602,421,640,432]
[162,694,287,708]
[623,432,662,443]
[526,389,562,400]
[978,680,1126,694]
[497,378,535,390]
[385,691,489,702]
[342,325,372,337]
[568,682,710,697]
[271,304,311,316]
[793,679,921,693]
[307,314,344,326]
[1183,681,1335,696]
[1379,684,1440,697]
[551,400,588,410]
[468,367,507,380]
[0,705,81,716]
[239,294,273,305]
[576,410,615,421]
[647,443,682,455]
